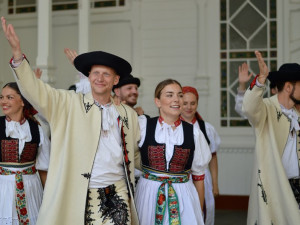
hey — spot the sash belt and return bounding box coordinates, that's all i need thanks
[143,171,189,225]
[0,164,36,225]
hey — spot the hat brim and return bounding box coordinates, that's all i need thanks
[113,77,140,91]
[267,71,300,84]
[74,51,132,77]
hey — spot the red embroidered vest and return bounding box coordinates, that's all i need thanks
[140,117,195,174]
[0,116,40,163]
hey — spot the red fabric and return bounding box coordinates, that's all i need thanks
[192,174,205,181]
[158,116,181,127]
[250,74,260,90]
[182,86,199,101]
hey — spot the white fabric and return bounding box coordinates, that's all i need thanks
[0,171,44,225]
[89,103,125,188]
[135,116,211,225]
[280,106,300,179]
[194,121,221,225]
[0,119,50,225]
[234,89,247,119]
[75,73,91,94]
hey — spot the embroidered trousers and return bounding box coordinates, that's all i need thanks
[85,179,130,225]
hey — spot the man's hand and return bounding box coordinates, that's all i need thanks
[34,68,42,79]
[238,63,253,91]
[1,16,22,60]
[255,51,269,85]
[134,107,144,116]
[64,48,78,65]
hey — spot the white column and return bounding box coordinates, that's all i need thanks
[78,0,90,53]
[195,0,209,96]
[36,0,54,84]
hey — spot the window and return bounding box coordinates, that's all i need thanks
[8,0,36,14]
[7,0,126,14]
[52,0,77,11]
[91,0,125,8]
[220,0,277,127]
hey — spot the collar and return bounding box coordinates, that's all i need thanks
[94,100,113,108]
[158,116,181,127]
[180,116,197,124]
[6,116,26,125]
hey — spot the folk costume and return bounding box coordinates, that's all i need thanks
[0,116,50,225]
[190,120,220,225]
[243,64,300,225]
[181,86,221,225]
[135,116,211,225]
[10,52,141,225]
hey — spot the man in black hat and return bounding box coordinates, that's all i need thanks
[243,51,300,224]
[1,17,140,225]
[113,74,145,116]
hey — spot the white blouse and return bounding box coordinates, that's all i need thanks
[193,121,221,154]
[5,119,50,171]
[138,115,211,176]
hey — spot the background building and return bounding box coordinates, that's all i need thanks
[0,0,299,209]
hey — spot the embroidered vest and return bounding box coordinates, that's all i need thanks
[0,116,40,163]
[140,117,195,174]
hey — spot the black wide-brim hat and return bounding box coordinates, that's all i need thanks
[113,74,140,92]
[268,63,300,84]
[74,51,132,77]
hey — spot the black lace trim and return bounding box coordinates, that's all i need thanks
[97,185,129,225]
[85,189,95,224]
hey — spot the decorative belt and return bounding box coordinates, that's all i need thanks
[143,171,189,225]
[0,164,36,225]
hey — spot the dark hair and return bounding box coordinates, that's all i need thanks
[276,80,296,92]
[154,79,182,99]
[2,82,39,123]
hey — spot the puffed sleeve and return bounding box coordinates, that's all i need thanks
[138,115,147,147]
[191,125,212,178]
[204,122,221,154]
[35,125,50,171]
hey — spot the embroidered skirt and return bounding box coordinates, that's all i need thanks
[0,163,43,225]
[135,174,204,225]
[85,179,131,225]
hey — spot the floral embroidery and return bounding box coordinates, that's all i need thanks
[0,165,36,225]
[143,172,189,225]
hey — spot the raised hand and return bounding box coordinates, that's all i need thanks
[238,63,253,91]
[64,48,78,65]
[1,16,22,60]
[34,68,42,79]
[255,51,269,85]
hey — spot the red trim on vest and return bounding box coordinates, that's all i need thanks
[250,75,259,90]
[192,174,205,181]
